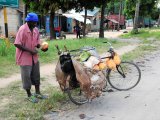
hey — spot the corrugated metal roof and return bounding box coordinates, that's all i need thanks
[80,8,99,16]
[69,8,99,17]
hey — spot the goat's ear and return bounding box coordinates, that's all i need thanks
[64,45,68,52]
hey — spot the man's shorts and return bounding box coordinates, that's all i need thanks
[20,61,40,89]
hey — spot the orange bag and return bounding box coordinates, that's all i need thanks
[106,58,116,70]
[93,64,100,70]
[113,53,121,65]
[98,62,107,70]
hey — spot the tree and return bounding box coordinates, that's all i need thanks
[124,0,158,20]
[72,1,100,37]
[124,0,158,33]
[23,0,78,40]
[118,0,122,31]
[133,0,140,33]
[99,0,107,38]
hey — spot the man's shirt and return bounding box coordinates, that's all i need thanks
[14,23,40,66]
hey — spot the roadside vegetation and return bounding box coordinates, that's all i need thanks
[1,28,160,119]
[121,28,160,61]
[121,28,160,40]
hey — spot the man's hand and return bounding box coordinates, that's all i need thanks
[30,49,38,55]
[36,44,41,48]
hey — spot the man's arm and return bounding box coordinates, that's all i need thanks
[14,44,38,55]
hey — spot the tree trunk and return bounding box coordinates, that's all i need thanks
[111,0,114,13]
[83,8,87,37]
[49,11,56,40]
[99,0,106,38]
[158,14,160,27]
[133,0,140,33]
[118,0,122,31]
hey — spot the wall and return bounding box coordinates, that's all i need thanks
[0,7,20,35]
[90,12,100,31]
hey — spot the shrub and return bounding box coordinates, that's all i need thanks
[0,39,8,56]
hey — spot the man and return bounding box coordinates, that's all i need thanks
[14,12,47,103]
[74,22,81,39]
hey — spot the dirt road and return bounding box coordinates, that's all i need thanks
[45,48,160,120]
[64,29,129,39]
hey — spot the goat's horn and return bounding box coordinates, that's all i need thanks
[64,45,68,51]
[55,45,61,55]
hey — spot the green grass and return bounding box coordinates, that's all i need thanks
[0,81,68,120]
[39,38,127,63]
[119,28,160,61]
[0,37,127,77]
[0,39,18,77]
[121,28,160,41]
[122,44,158,61]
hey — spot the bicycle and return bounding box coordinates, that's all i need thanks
[101,42,141,91]
[55,43,141,105]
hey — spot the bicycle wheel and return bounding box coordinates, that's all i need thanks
[67,87,88,105]
[107,61,141,91]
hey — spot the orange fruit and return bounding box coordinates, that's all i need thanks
[41,42,48,51]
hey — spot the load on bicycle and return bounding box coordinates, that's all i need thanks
[55,42,141,105]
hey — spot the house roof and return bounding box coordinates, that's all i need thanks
[69,8,99,17]
[80,8,100,16]
[104,18,119,24]
[109,19,119,24]
[63,13,91,24]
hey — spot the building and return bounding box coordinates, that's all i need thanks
[0,0,24,36]
[79,8,100,32]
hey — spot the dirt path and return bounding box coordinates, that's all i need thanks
[0,44,138,89]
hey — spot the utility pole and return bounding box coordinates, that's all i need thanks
[3,7,8,38]
[3,6,10,47]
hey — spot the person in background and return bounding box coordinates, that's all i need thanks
[74,22,81,39]
[14,12,48,103]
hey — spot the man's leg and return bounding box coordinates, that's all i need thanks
[31,61,48,99]
[26,89,32,97]
[20,66,32,97]
[35,85,40,94]
[76,32,78,38]
[78,32,81,38]
[20,65,39,103]
[31,61,40,93]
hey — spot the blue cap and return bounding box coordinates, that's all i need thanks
[25,12,38,22]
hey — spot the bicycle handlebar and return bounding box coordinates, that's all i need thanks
[103,41,114,52]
